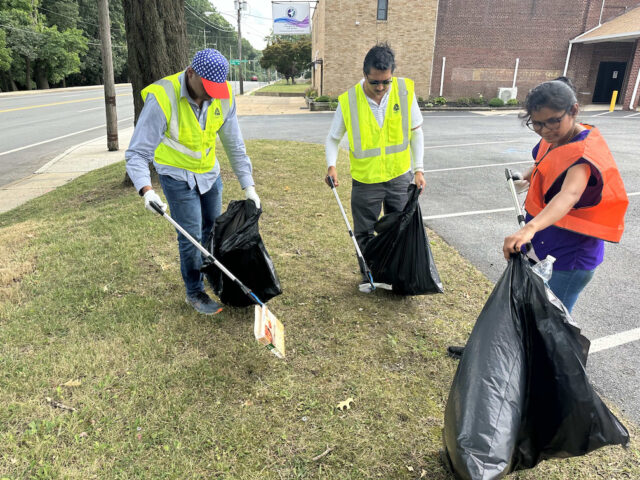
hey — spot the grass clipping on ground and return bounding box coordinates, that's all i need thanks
[0,140,638,479]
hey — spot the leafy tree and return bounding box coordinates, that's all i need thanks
[0,0,88,90]
[70,0,128,87]
[34,25,88,88]
[0,30,10,72]
[260,37,310,84]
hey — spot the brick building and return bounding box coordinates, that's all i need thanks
[311,0,640,110]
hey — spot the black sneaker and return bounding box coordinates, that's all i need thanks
[447,345,465,360]
[185,291,223,315]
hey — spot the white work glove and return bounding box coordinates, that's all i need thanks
[507,171,530,194]
[244,185,261,209]
[143,189,167,214]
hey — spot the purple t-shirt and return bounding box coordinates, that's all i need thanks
[526,129,604,271]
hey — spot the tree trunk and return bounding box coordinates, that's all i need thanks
[121,0,188,186]
[25,56,31,90]
[35,60,50,89]
[122,0,189,123]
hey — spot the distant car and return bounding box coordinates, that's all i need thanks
[250,75,258,81]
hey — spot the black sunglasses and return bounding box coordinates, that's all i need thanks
[365,75,392,86]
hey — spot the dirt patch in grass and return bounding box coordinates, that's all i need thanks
[0,220,41,304]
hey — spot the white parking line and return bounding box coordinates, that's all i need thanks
[424,139,522,150]
[78,106,103,112]
[624,112,640,118]
[425,160,531,173]
[423,207,514,220]
[589,111,612,117]
[590,328,640,354]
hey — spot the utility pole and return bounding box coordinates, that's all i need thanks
[235,0,246,94]
[203,28,206,49]
[97,0,118,150]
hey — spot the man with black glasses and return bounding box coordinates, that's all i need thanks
[324,42,425,285]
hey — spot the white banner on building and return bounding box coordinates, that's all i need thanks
[272,2,310,35]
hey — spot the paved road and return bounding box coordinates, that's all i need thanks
[0,81,264,187]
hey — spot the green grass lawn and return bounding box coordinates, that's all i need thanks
[0,140,638,478]
[255,80,310,93]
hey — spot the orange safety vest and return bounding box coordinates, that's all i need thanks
[524,125,628,243]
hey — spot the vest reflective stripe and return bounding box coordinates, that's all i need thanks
[340,77,413,183]
[524,125,628,243]
[141,73,233,173]
[346,78,410,159]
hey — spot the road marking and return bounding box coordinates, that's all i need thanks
[0,115,133,156]
[0,93,128,113]
[588,111,612,117]
[624,112,640,118]
[78,106,104,112]
[422,192,639,221]
[590,328,640,354]
[423,207,514,220]
[424,139,523,150]
[424,159,531,173]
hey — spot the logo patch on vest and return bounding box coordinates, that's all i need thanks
[214,107,221,116]
[393,103,400,112]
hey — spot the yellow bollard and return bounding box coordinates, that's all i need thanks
[609,90,618,112]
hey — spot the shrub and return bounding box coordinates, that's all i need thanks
[314,95,331,102]
[471,96,485,105]
[304,87,318,98]
[418,96,425,102]
[488,97,505,107]
[329,97,339,102]
[456,97,471,106]
[329,101,338,110]
[506,98,519,106]
[433,96,447,105]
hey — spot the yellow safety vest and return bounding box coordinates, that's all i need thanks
[141,72,233,174]
[338,77,413,184]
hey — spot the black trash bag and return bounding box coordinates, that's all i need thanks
[201,200,282,307]
[442,253,629,480]
[362,183,443,295]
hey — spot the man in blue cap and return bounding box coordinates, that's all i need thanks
[126,48,260,315]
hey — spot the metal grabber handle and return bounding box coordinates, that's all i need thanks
[326,176,376,291]
[149,200,264,306]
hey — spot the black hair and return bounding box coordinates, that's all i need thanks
[519,76,578,120]
[363,43,395,75]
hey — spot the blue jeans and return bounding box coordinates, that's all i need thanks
[159,174,223,296]
[547,268,596,313]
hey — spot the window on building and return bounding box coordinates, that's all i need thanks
[377,0,388,21]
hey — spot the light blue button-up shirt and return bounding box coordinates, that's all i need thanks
[125,71,254,194]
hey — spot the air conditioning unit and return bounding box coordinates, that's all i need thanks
[498,87,518,102]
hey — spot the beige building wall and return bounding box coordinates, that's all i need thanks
[312,0,439,99]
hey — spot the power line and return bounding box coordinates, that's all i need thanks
[184,3,237,32]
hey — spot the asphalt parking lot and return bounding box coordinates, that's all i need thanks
[419,109,640,424]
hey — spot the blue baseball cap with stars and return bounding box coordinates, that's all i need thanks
[191,49,230,99]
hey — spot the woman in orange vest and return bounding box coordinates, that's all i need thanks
[503,77,628,312]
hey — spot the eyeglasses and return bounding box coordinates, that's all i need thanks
[366,76,392,86]
[526,111,568,131]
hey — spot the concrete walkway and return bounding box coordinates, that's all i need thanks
[0,95,309,215]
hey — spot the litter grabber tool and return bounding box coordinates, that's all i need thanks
[149,201,285,358]
[326,176,377,293]
[505,168,536,257]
